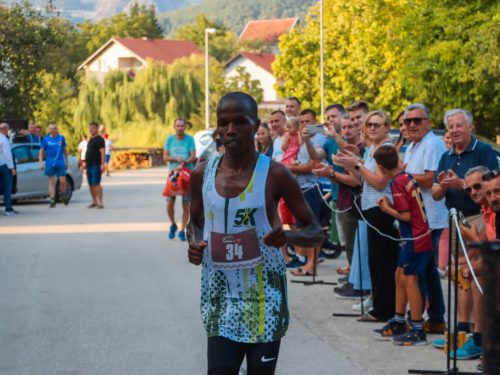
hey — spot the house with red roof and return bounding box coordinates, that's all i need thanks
[239,17,300,54]
[225,51,284,108]
[78,37,205,84]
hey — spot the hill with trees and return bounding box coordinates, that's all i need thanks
[159,0,316,37]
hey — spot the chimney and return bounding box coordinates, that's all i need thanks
[142,35,151,41]
[257,49,262,56]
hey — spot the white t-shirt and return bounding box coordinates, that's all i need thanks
[272,135,284,162]
[78,140,88,160]
[105,139,113,155]
[404,131,449,229]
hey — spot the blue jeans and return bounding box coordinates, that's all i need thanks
[0,164,13,211]
[295,185,321,229]
[418,228,446,324]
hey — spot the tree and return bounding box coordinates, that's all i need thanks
[218,66,264,103]
[81,4,164,57]
[273,0,410,118]
[31,72,79,153]
[73,58,204,147]
[0,0,65,119]
[175,14,239,62]
[396,0,500,137]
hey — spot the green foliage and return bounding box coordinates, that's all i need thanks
[218,66,264,103]
[175,14,239,62]
[31,72,79,153]
[160,0,316,37]
[273,0,410,118]
[73,58,204,147]
[0,0,65,119]
[79,3,164,57]
[396,0,500,137]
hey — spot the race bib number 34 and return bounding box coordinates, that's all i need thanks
[211,229,262,270]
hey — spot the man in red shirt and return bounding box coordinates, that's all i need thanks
[372,145,432,346]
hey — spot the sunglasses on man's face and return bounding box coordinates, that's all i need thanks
[464,183,484,194]
[403,117,429,126]
[482,169,500,182]
[366,122,383,128]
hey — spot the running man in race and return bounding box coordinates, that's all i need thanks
[187,92,324,375]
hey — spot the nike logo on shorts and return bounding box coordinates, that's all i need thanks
[261,356,276,362]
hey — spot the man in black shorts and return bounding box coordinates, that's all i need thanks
[187,92,323,375]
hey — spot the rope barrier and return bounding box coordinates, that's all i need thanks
[352,198,448,242]
[315,184,353,214]
[450,208,483,294]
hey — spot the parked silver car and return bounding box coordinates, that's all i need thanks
[1,143,83,203]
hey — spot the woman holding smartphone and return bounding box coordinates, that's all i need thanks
[334,110,400,322]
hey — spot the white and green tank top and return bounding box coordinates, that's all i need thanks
[200,153,289,343]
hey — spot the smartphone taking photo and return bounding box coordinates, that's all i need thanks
[306,124,325,134]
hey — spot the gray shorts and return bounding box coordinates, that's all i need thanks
[166,192,191,204]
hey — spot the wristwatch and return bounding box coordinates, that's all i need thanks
[354,163,362,171]
[330,172,335,179]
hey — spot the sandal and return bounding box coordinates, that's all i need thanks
[291,268,317,277]
[87,204,97,209]
[96,205,105,209]
[357,313,387,323]
[336,266,351,275]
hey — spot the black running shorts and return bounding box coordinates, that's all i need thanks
[207,336,281,375]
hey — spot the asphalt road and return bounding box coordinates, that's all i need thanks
[0,167,480,374]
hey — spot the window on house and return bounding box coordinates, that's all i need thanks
[101,59,108,72]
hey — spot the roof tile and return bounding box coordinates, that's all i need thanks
[239,18,298,44]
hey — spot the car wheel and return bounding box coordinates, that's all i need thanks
[321,239,343,259]
[55,177,74,203]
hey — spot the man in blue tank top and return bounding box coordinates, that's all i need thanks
[187,92,324,375]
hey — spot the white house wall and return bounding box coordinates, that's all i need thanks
[225,57,280,103]
[86,43,144,72]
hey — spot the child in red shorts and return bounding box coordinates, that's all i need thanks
[372,145,432,346]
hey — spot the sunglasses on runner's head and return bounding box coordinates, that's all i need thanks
[403,117,429,126]
[482,169,500,182]
[464,183,484,194]
[366,122,384,128]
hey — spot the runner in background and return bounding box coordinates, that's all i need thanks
[163,118,196,241]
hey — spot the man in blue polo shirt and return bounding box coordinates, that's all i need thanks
[39,123,68,208]
[431,108,498,358]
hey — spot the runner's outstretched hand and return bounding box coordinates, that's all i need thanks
[188,241,208,265]
[263,227,287,248]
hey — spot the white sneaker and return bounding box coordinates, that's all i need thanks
[352,298,373,311]
[437,268,447,279]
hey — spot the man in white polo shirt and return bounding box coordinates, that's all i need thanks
[403,103,448,333]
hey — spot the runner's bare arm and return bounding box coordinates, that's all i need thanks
[263,162,323,249]
[187,162,208,265]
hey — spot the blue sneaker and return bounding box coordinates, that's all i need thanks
[432,338,445,349]
[335,289,370,300]
[392,325,427,346]
[169,224,177,239]
[373,318,407,340]
[286,256,306,270]
[449,338,482,360]
[178,231,186,241]
[318,250,325,264]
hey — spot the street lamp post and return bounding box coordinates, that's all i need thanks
[320,0,324,123]
[205,28,216,129]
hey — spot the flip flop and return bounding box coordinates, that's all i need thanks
[336,266,351,275]
[87,204,97,209]
[291,268,316,277]
[357,313,387,323]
